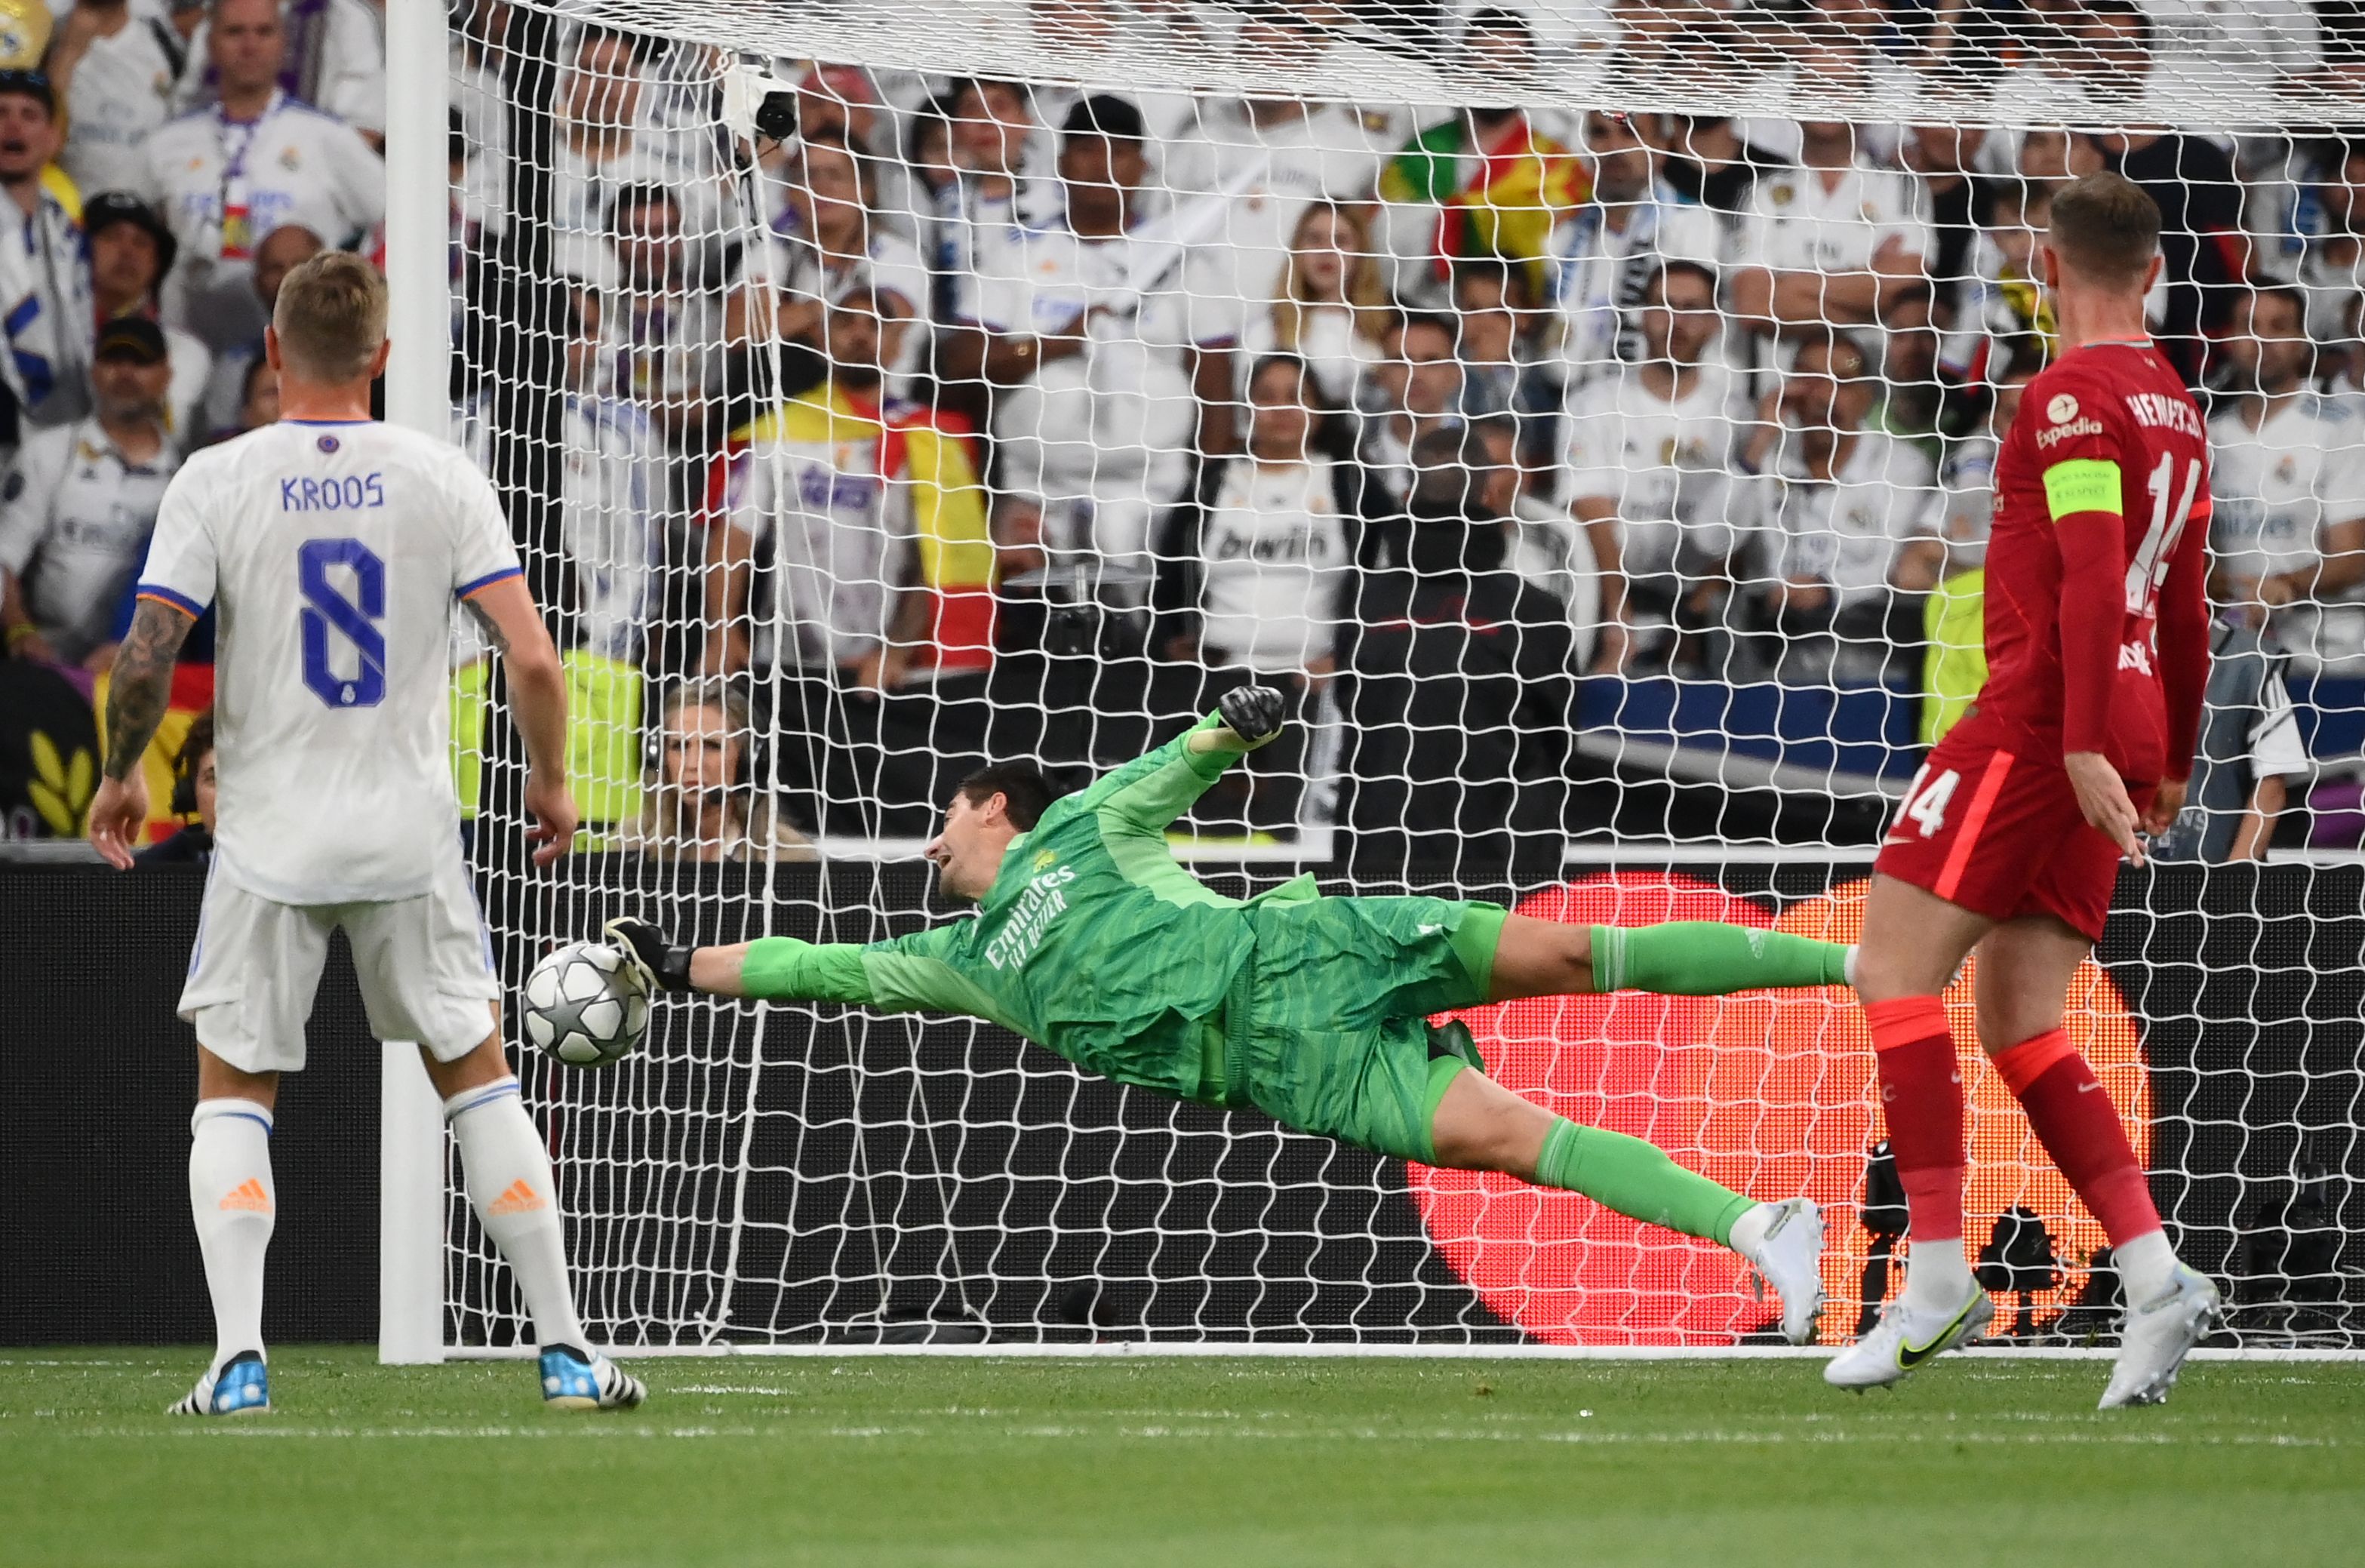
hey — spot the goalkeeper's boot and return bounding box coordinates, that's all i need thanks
[604,916,693,995]
[168,1350,269,1416]
[1823,1285,1992,1390]
[2099,1264,2222,1410]
[1734,1198,1826,1345]
[540,1345,646,1412]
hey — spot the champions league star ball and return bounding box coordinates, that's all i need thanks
[523,942,650,1068]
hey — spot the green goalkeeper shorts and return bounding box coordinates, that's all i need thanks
[1220,896,1506,1163]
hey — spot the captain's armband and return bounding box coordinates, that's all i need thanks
[2042,458,2123,521]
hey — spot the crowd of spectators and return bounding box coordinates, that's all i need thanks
[5,0,2365,870]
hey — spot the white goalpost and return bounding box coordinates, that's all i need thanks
[380,0,458,1367]
[387,0,2365,1360]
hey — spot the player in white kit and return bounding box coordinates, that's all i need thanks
[85,253,645,1417]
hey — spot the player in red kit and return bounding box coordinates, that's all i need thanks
[1830,172,2222,1405]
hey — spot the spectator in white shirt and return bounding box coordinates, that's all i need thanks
[460,289,666,670]
[1734,328,1938,686]
[0,315,179,669]
[760,128,929,389]
[137,0,381,352]
[2211,284,2365,669]
[941,94,1237,592]
[198,219,318,437]
[929,75,1045,326]
[48,0,190,198]
[1156,18,1392,311]
[546,24,723,291]
[788,62,927,246]
[1152,352,1351,834]
[291,0,385,150]
[1545,109,1721,392]
[0,68,88,436]
[1233,199,1388,410]
[1562,259,1747,675]
[1727,113,1927,347]
[83,191,210,444]
[599,182,741,447]
[1938,180,2059,385]
[1164,352,1355,677]
[2247,137,2365,364]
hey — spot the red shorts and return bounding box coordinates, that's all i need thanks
[1871,735,2149,942]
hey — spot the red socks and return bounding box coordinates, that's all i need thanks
[1991,1028,2163,1248]
[1865,1001,2163,1282]
[1864,996,1966,1246]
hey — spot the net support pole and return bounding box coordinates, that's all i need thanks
[377,0,453,1367]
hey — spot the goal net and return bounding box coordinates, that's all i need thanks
[435,0,2365,1351]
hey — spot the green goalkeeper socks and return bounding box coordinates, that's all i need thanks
[1590,922,1850,995]
[1536,1118,1755,1245]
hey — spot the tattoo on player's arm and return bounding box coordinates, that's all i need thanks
[463,598,512,656]
[101,600,193,779]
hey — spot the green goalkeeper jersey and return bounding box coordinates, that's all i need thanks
[740,713,1298,1101]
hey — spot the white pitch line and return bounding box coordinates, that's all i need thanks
[438,1342,2365,1364]
[43,1422,2336,1447]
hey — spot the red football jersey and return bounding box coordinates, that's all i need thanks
[1961,340,2213,784]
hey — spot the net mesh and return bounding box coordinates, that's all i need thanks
[440,0,2365,1349]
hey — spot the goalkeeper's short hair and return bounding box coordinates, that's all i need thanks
[956,762,1062,830]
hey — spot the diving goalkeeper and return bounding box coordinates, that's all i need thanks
[606,688,1850,1339]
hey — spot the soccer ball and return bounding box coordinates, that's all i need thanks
[522,942,649,1068]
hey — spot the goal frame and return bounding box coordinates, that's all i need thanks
[374,3,2365,1363]
[379,0,457,1367]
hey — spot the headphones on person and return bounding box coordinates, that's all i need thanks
[643,678,767,794]
[169,710,214,819]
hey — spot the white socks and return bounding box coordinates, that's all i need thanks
[189,1099,276,1374]
[2114,1228,2178,1304]
[1727,1201,1774,1262]
[1901,1237,1977,1315]
[446,1079,589,1354]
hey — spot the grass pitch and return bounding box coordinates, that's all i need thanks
[5,1348,2358,1567]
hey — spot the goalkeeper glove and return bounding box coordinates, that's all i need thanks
[604,916,694,994]
[1217,684,1287,749]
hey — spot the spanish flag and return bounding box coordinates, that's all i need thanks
[719,386,998,678]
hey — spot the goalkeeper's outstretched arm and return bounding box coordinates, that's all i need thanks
[606,915,1018,1032]
[607,919,876,1002]
[605,690,1290,1010]
[1072,686,1287,836]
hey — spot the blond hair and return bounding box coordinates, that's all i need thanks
[1272,201,1387,355]
[623,681,817,864]
[272,251,388,383]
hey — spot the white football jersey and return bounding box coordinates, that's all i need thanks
[1560,364,1746,580]
[2208,393,2365,582]
[137,420,521,905]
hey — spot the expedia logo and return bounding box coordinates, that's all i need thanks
[2047,393,2080,423]
[2037,418,2105,448]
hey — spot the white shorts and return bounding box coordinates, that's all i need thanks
[179,854,502,1073]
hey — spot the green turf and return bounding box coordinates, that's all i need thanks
[5,1348,2358,1567]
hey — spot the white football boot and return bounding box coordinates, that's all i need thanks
[1735,1198,1827,1345]
[2099,1264,2222,1409]
[1824,1285,1994,1390]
